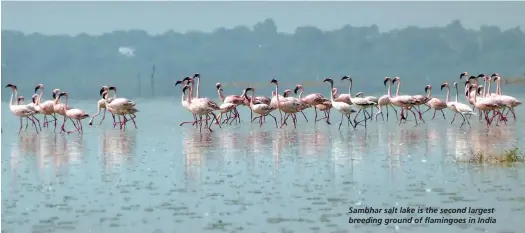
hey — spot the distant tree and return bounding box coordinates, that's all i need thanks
[2,18,524,101]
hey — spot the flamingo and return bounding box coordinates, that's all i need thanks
[411,88,430,122]
[354,91,379,116]
[16,95,42,133]
[294,84,328,122]
[53,89,76,132]
[492,74,521,121]
[332,88,352,105]
[447,82,475,128]
[270,79,304,128]
[421,85,447,120]
[100,90,139,130]
[5,84,40,134]
[322,78,357,130]
[180,76,220,128]
[244,87,278,128]
[215,82,244,124]
[270,90,285,124]
[99,86,138,128]
[390,77,419,126]
[244,91,271,122]
[58,92,90,134]
[374,77,399,121]
[34,84,58,127]
[283,89,309,123]
[175,79,198,127]
[88,86,117,126]
[466,77,502,127]
[341,76,376,128]
[180,83,221,132]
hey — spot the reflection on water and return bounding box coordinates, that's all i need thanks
[2,98,525,233]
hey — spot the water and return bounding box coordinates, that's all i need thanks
[2,97,525,233]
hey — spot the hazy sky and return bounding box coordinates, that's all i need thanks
[2,1,525,35]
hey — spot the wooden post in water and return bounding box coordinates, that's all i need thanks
[150,64,156,97]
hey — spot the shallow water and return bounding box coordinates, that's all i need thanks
[2,97,525,233]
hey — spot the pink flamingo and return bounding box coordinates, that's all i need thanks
[283,89,309,124]
[466,78,502,127]
[53,89,76,132]
[332,88,352,105]
[270,79,304,128]
[375,77,399,121]
[244,91,271,122]
[390,77,419,125]
[181,76,220,128]
[411,88,430,122]
[100,90,139,130]
[5,84,40,134]
[16,95,41,133]
[294,84,328,123]
[180,82,221,132]
[492,74,521,121]
[34,84,58,127]
[421,85,447,120]
[58,92,90,134]
[244,87,278,128]
[215,82,244,124]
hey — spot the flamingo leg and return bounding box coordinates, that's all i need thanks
[300,111,308,122]
[375,105,384,121]
[353,109,362,126]
[19,117,23,134]
[451,112,457,124]
[431,110,437,120]
[408,108,419,126]
[129,114,138,129]
[440,110,446,119]
[292,114,298,128]
[338,113,344,130]
[313,107,318,122]
[25,117,29,131]
[99,109,107,125]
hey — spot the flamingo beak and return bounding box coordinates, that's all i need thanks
[383,79,388,87]
[293,86,299,95]
[323,78,332,83]
[34,85,40,93]
[270,79,277,84]
[424,86,428,92]
[392,79,397,85]
[175,80,183,86]
[182,86,189,93]
[99,87,105,96]
[440,84,445,90]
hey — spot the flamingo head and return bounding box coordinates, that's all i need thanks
[101,90,110,100]
[59,92,68,98]
[31,94,39,103]
[294,84,303,94]
[51,89,57,99]
[392,77,400,84]
[193,73,200,78]
[18,96,24,102]
[99,86,109,96]
[215,82,223,91]
[491,75,499,82]
[244,87,253,93]
[440,81,448,90]
[355,92,363,97]
[174,80,184,86]
[5,84,17,90]
[341,76,351,82]
[459,72,468,79]
[468,85,476,92]
[424,85,431,93]
[34,84,44,93]
[109,86,116,93]
[477,86,483,95]
[467,76,477,82]
[323,78,333,84]
[383,77,391,86]
[270,79,278,84]
[283,89,292,97]
[182,85,190,93]
[453,81,458,87]
[491,73,499,78]
[182,77,192,83]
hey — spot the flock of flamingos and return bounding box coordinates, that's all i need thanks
[4,72,522,134]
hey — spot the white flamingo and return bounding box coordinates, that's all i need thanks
[322,78,357,130]
[492,74,521,121]
[88,85,117,126]
[270,79,304,128]
[244,87,278,128]
[5,84,40,134]
[447,82,475,128]
[180,83,221,132]
[16,95,42,133]
[341,76,377,128]
[374,77,399,121]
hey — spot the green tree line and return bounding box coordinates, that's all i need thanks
[2,18,524,101]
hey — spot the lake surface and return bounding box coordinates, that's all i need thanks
[2,97,525,233]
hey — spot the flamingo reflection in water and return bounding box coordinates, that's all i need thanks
[102,130,136,171]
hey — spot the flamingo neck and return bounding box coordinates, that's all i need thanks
[274,83,280,109]
[196,77,200,98]
[218,89,225,102]
[497,78,502,95]
[428,88,432,98]
[38,88,44,105]
[329,83,335,102]
[348,80,353,96]
[395,80,401,96]
[445,86,450,103]
[483,79,487,96]
[63,96,69,112]
[298,89,304,99]
[9,89,16,106]
[181,90,185,103]
[486,80,492,97]
[250,90,256,108]
[454,85,458,102]
[387,81,392,97]
[54,93,61,104]
[188,86,193,103]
